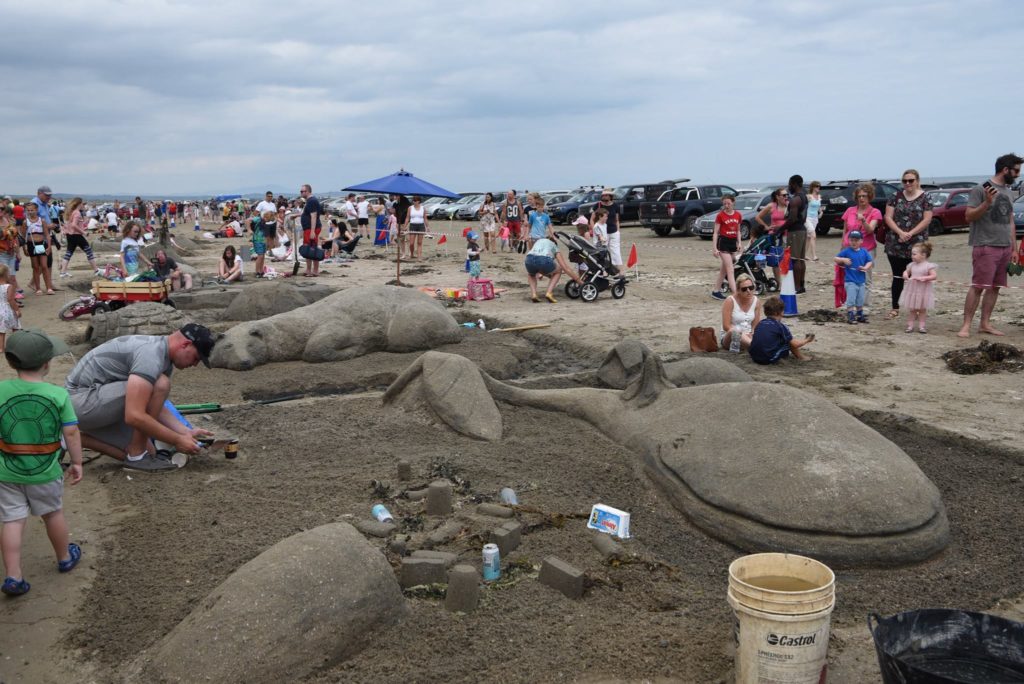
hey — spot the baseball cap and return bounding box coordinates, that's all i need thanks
[6,329,69,368]
[180,323,216,367]
[467,231,479,241]
[37,185,52,195]
[849,230,863,240]
[573,216,590,226]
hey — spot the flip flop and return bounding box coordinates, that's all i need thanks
[887,310,900,319]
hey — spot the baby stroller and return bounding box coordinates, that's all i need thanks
[554,231,627,302]
[719,233,777,296]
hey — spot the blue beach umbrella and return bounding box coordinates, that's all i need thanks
[214,194,242,202]
[342,169,460,199]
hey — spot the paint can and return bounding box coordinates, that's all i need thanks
[482,543,501,582]
[224,439,239,459]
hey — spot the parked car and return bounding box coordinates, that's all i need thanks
[693,192,772,240]
[936,180,979,189]
[456,194,495,221]
[925,188,972,235]
[1015,194,1024,237]
[542,192,572,206]
[548,190,602,225]
[638,184,739,236]
[816,180,900,236]
[578,182,678,224]
[436,194,477,220]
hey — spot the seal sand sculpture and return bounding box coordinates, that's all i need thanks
[385,347,949,565]
[211,285,462,370]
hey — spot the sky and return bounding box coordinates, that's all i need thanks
[1,0,1021,197]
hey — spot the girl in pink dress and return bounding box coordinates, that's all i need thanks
[899,242,937,334]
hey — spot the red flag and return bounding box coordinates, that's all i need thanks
[438,234,447,245]
[626,243,638,268]
[780,246,791,275]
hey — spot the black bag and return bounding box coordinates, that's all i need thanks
[299,243,325,261]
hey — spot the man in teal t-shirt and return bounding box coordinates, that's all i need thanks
[0,330,83,596]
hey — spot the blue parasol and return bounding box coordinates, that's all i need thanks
[342,169,460,199]
[214,194,242,202]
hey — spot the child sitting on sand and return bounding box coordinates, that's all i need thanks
[749,296,814,364]
[0,330,83,596]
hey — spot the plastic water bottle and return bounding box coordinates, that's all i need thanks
[729,327,741,353]
[500,487,518,505]
[371,504,394,523]
[477,319,486,331]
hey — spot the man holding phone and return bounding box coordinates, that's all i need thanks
[958,153,1023,338]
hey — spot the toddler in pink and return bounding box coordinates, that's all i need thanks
[900,242,937,333]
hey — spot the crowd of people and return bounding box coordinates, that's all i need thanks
[709,153,1022,363]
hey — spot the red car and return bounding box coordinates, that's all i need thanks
[926,188,971,234]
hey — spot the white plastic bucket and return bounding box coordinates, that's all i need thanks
[728,553,836,684]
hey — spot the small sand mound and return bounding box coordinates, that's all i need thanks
[942,341,1024,375]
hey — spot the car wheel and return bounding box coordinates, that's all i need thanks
[740,222,751,240]
[930,218,944,236]
[699,234,712,241]
[566,211,578,225]
[565,281,581,299]
[653,225,671,237]
[580,282,599,302]
[683,215,698,236]
[611,281,626,299]
[815,222,830,236]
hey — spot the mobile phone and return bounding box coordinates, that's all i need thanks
[983,181,994,190]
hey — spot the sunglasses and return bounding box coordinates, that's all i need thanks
[902,178,916,184]
[739,285,756,292]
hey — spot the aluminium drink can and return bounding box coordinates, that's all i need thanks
[482,543,501,581]
[371,504,394,523]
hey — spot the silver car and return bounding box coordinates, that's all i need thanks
[693,192,771,240]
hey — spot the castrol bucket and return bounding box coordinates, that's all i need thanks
[727,553,835,684]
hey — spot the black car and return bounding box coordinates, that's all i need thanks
[578,182,677,223]
[816,180,900,236]
[548,190,602,225]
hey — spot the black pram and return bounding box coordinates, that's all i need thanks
[554,231,627,302]
[719,233,777,296]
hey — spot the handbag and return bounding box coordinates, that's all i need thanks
[298,243,325,261]
[688,326,719,353]
[873,222,888,246]
[32,243,46,256]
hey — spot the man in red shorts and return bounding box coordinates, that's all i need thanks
[501,190,524,248]
[958,153,1023,338]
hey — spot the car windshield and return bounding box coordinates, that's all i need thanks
[734,196,764,211]
[926,191,950,206]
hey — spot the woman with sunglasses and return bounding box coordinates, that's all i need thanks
[841,184,882,311]
[720,273,762,352]
[882,169,933,320]
[755,188,789,288]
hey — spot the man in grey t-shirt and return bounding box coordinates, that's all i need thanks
[958,153,1023,338]
[65,324,217,472]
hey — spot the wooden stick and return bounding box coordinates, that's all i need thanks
[491,323,551,333]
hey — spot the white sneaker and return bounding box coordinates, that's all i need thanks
[59,272,71,278]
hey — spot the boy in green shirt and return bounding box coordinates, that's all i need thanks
[0,330,83,596]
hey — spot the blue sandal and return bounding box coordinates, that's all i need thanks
[58,543,82,573]
[2,576,30,596]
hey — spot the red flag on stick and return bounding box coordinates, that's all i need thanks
[626,243,638,268]
[437,234,447,245]
[780,246,791,275]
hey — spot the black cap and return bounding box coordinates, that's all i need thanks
[180,323,216,367]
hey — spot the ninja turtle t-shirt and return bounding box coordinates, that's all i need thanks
[0,379,78,485]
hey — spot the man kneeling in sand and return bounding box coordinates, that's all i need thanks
[64,324,217,473]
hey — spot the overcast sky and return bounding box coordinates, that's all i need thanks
[1,0,1020,196]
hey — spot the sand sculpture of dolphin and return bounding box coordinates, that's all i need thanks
[386,350,949,565]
